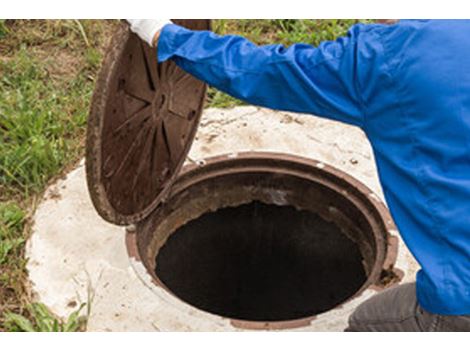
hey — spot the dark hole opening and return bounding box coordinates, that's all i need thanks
[155,201,367,321]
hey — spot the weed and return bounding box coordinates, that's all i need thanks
[0,20,8,39]
[4,302,87,332]
[0,19,117,331]
[0,202,25,266]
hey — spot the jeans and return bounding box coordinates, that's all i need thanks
[345,282,470,331]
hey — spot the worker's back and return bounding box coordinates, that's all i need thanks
[363,20,470,315]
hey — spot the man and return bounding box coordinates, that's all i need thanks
[126,19,470,331]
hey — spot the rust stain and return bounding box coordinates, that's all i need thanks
[372,267,405,291]
[230,316,316,330]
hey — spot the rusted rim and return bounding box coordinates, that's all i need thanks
[86,20,211,225]
[126,152,399,330]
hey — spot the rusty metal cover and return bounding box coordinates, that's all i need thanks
[86,20,210,225]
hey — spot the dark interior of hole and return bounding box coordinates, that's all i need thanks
[155,201,367,321]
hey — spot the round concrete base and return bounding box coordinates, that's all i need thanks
[26,107,419,331]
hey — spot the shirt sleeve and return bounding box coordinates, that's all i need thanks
[157,23,384,129]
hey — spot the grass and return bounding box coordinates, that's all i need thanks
[4,302,87,332]
[0,19,368,331]
[0,19,118,331]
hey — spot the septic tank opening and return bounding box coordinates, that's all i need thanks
[129,153,398,327]
[155,201,366,321]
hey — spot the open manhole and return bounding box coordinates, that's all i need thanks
[86,20,399,330]
[126,153,399,329]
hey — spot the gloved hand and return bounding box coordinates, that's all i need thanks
[126,19,172,46]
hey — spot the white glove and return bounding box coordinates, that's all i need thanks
[126,19,172,46]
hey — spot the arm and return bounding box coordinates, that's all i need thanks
[156,23,384,129]
[127,20,385,129]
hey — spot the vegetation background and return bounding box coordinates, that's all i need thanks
[0,19,367,331]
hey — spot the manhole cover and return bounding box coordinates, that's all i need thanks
[86,20,210,225]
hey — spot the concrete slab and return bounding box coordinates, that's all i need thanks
[26,106,419,331]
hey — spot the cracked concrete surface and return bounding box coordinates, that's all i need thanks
[26,106,420,331]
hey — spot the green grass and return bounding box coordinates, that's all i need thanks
[0,20,8,39]
[1,49,87,195]
[0,19,369,331]
[0,19,117,331]
[0,202,26,309]
[4,302,87,332]
[0,203,25,266]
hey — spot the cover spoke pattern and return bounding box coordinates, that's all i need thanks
[86,20,210,225]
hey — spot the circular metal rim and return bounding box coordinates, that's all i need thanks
[126,152,399,330]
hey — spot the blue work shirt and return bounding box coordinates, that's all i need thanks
[157,20,470,315]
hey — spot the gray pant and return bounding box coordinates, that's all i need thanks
[345,282,470,331]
